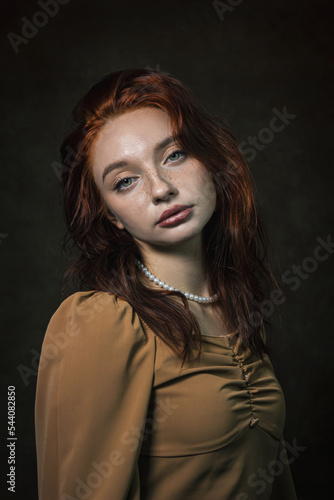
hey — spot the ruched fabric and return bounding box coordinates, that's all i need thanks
[35,291,297,500]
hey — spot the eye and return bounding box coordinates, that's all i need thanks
[113,177,135,191]
[166,150,187,162]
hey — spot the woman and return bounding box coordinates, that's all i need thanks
[35,68,298,499]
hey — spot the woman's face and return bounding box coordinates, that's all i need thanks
[91,107,217,252]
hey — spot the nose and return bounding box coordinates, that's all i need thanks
[150,171,178,204]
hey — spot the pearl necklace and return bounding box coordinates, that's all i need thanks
[135,259,218,304]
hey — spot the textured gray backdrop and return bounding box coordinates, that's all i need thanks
[1,0,333,498]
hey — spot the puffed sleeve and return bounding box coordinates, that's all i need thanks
[35,291,156,500]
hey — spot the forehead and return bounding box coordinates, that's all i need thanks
[97,107,171,148]
[91,107,174,175]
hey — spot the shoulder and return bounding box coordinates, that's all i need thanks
[47,290,139,330]
[48,290,127,323]
[41,291,155,363]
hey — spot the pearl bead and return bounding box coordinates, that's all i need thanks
[134,259,218,304]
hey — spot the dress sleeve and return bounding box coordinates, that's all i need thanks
[35,291,156,500]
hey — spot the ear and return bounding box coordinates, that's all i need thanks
[106,211,125,231]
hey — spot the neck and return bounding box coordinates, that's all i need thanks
[136,234,211,298]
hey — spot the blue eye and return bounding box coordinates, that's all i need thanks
[167,150,186,162]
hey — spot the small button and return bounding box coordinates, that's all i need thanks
[249,417,260,428]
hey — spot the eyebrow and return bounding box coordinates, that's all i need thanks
[102,135,176,183]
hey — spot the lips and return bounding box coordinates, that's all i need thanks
[157,204,193,224]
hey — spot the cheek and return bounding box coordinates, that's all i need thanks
[107,194,147,227]
[198,172,217,206]
[204,180,217,203]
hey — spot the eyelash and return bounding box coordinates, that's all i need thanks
[112,150,187,192]
[167,150,186,162]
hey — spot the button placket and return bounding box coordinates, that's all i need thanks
[228,338,260,429]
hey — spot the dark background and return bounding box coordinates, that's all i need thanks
[1,0,333,498]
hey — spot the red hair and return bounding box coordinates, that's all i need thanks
[60,68,280,367]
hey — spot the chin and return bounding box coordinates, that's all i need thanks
[159,228,203,246]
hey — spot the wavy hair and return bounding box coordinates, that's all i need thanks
[59,68,281,367]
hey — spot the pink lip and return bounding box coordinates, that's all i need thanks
[157,204,193,225]
[157,207,193,227]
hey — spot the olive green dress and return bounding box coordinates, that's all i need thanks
[35,291,298,499]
